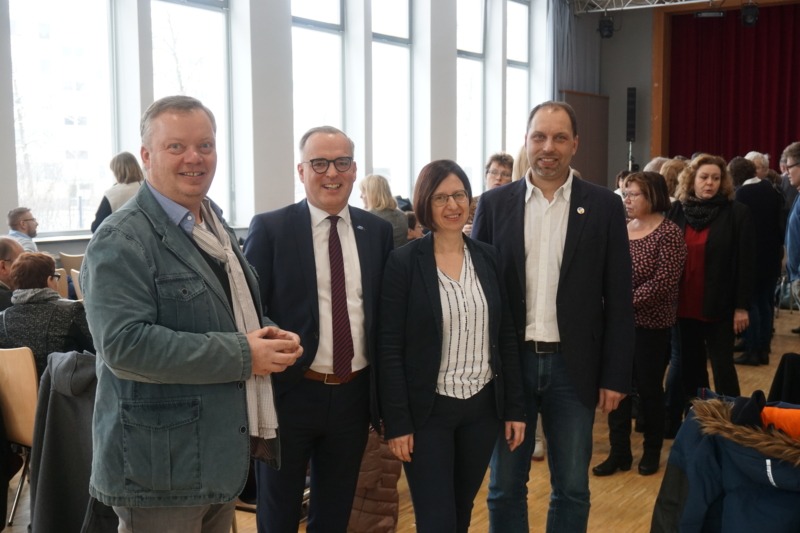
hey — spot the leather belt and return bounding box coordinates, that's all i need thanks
[303,368,365,385]
[525,340,561,354]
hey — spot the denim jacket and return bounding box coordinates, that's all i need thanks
[82,185,262,507]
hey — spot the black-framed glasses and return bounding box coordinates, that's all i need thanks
[303,157,353,174]
[431,190,469,207]
[51,272,62,281]
[788,161,800,170]
[21,218,37,223]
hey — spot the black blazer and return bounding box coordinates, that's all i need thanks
[243,200,393,428]
[472,177,635,410]
[377,233,525,439]
[668,199,756,319]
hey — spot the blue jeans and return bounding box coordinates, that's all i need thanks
[487,350,594,533]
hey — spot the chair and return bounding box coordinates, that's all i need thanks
[0,347,38,525]
[55,267,68,298]
[71,269,83,300]
[59,252,84,275]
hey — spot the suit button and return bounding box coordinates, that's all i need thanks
[237,381,245,390]
[239,426,247,434]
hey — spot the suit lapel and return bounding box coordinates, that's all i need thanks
[561,177,589,278]
[507,180,527,296]
[417,235,443,342]
[350,207,373,319]
[294,201,320,328]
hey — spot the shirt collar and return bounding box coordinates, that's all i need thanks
[307,201,352,229]
[524,168,574,203]
[146,181,200,234]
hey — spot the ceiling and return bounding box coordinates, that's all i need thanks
[570,0,720,14]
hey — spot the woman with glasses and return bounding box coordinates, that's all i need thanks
[463,152,514,236]
[378,159,525,533]
[0,252,94,377]
[593,172,686,477]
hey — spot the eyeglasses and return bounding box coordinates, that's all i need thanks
[21,218,37,223]
[788,161,800,170]
[303,157,353,174]
[431,190,469,207]
[621,191,644,200]
[487,169,512,179]
[50,272,61,280]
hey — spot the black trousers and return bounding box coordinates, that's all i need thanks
[607,327,670,457]
[678,317,740,398]
[402,382,501,533]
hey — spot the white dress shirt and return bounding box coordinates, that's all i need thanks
[307,203,368,374]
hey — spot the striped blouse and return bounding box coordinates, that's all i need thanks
[436,246,493,399]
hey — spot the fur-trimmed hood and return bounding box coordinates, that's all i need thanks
[693,399,800,467]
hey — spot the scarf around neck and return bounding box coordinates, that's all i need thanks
[682,193,729,231]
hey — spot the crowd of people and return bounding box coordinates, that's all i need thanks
[2,94,798,533]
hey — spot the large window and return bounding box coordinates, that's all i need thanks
[9,0,113,232]
[456,0,486,193]
[505,0,530,153]
[371,1,411,201]
[292,2,344,201]
[151,0,231,217]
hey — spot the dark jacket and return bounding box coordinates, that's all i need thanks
[668,200,756,319]
[377,233,525,439]
[472,176,635,410]
[0,288,94,377]
[651,397,800,533]
[735,180,784,282]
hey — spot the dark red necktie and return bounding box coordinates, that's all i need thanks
[328,216,354,379]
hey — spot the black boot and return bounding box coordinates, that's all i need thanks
[592,455,633,476]
[733,352,761,366]
[638,449,660,476]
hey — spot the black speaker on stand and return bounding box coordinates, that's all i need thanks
[626,87,636,171]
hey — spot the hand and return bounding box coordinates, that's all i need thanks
[247,326,303,376]
[388,434,414,462]
[598,388,626,414]
[733,308,749,335]
[462,224,473,236]
[504,421,526,452]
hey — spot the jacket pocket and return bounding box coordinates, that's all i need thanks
[155,273,213,333]
[121,397,202,492]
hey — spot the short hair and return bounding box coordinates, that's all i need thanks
[0,237,22,262]
[298,126,355,157]
[140,95,216,146]
[7,207,31,230]
[659,158,687,197]
[782,142,800,164]
[110,151,144,185]
[359,174,398,211]
[406,211,418,230]
[484,152,514,174]
[511,144,529,182]
[413,160,472,231]
[744,151,769,169]
[526,101,578,137]
[615,169,631,186]
[675,153,734,202]
[10,252,55,290]
[623,171,671,213]
[643,156,669,173]
[727,156,756,187]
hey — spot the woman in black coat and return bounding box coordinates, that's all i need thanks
[668,154,755,403]
[378,160,525,533]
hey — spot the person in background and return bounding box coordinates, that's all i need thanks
[0,237,23,311]
[406,211,424,241]
[7,207,39,252]
[660,158,687,203]
[745,151,770,180]
[91,151,145,232]
[730,157,784,366]
[473,101,634,532]
[510,145,529,182]
[82,95,302,533]
[464,153,514,236]
[613,169,631,198]
[644,156,670,173]
[668,154,755,405]
[378,159,525,533]
[360,174,409,249]
[593,172,686,478]
[244,126,393,533]
[0,252,94,377]
[781,142,800,336]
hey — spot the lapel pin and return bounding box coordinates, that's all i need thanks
[577,207,585,214]
[357,225,365,231]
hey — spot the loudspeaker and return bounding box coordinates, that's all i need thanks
[626,87,636,143]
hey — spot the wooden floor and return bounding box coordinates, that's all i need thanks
[7,313,799,532]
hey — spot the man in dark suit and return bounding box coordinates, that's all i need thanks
[244,126,393,533]
[472,101,635,533]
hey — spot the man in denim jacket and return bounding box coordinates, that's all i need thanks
[81,96,303,533]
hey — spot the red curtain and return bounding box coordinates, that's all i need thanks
[669,4,800,168]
